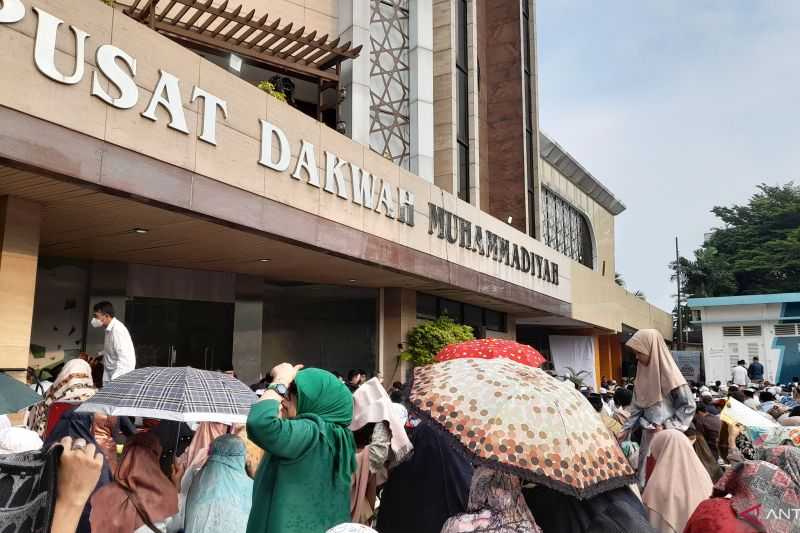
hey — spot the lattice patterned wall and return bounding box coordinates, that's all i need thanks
[369,0,410,168]
[543,188,595,268]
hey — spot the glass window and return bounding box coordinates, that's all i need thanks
[543,188,594,268]
[458,142,469,202]
[440,299,463,323]
[416,292,437,320]
[485,310,505,332]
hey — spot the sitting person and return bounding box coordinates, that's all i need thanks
[28,359,96,437]
[441,466,541,533]
[685,459,800,533]
[757,391,777,412]
[642,429,712,533]
[612,387,634,427]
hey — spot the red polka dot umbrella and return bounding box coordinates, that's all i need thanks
[436,338,546,368]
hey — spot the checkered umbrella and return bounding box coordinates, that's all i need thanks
[76,367,257,424]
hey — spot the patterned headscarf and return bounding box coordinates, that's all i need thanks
[28,359,96,436]
[761,446,800,486]
[714,460,799,532]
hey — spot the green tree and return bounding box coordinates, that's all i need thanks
[670,183,800,297]
[401,315,474,366]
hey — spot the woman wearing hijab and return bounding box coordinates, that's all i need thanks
[642,429,712,533]
[44,411,113,533]
[376,419,473,533]
[761,445,800,484]
[90,432,179,532]
[441,466,541,533]
[524,485,654,533]
[28,359,96,436]
[685,459,800,533]
[184,434,253,533]
[246,364,356,533]
[349,378,413,523]
[620,329,695,486]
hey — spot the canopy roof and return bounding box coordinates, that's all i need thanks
[124,0,362,82]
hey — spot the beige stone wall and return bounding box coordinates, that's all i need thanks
[539,159,616,279]
[0,0,572,304]
[570,263,672,339]
[432,0,456,194]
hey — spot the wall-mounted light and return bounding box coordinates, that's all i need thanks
[506,216,513,225]
[258,258,271,263]
[229,53,243,73]
[132,228,149,234]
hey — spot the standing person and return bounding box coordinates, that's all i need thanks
[28,358,96,436]
[347,370,362,392]
[642,429,713,533]
[184,434,254,533]
[376,420,472,533]
[747,357,764,384]
[246,364,356,533]
[90,432,179,532]
[692,403,721,460]
[620,329,696,487]
[91,301,136,384]
[732,360,748,386]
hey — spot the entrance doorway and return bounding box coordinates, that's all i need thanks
[125,298,234,371]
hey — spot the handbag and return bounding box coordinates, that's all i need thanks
[0,444,62,533]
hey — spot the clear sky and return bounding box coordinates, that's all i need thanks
[536,0,800,312]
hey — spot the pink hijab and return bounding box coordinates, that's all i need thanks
[175,422,228,475]
[350,379,412,462]
[626,329,686,408]
[643,429,713,533]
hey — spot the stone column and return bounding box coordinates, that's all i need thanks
[338,0,372,145]
[233,274,263,386]
[0,196,41,382]
[409,0,434,182]
[379,288,417,385]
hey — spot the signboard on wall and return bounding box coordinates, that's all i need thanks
[672,351,702,383]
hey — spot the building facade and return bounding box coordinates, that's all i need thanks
[688,293,800,385]
[0,0,670,387]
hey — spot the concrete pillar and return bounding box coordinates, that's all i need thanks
[379,288,417,386]
[338,0,371,145]
[409,0,434,182]
[0,196,41,382]
[233,274,263,386]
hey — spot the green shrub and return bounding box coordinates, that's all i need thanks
[401,315,474,367]
[257,81,287,102]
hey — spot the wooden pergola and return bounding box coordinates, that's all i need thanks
[124,0,362,83]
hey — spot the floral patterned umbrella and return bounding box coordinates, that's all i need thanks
[409,357,635,499]
[435,338,546,368]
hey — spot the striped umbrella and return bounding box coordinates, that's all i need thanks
[76,367,257,424]
[435,338,546,368]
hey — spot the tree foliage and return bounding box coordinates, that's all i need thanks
[401,315,474,367]
[671,183,800,297]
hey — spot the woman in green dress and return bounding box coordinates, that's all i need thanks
[246,364,356,533]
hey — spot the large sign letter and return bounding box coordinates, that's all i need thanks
[33,8,89,85]
[258,120,290,171]
[292,140,320,187]
[92,45,138,109]
[0,0,25,23]
[191,87,228,146]
[141,70,189,133]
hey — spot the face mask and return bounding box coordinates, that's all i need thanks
[90,317,103,328]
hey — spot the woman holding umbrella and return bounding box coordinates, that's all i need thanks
[620,329,695,487]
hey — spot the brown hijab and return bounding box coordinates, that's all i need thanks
[90,432,178,532]
[626,329,687,408]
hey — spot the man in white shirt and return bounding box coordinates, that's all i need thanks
[732,359,748,386]
[91,301,136,385]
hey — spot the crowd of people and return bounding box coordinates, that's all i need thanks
[3,326,800,532]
